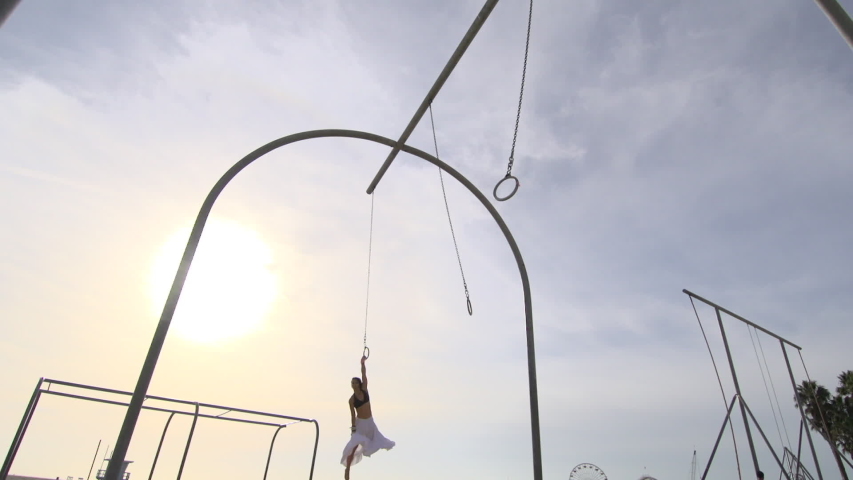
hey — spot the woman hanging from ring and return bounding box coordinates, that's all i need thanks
[341,354,395,479]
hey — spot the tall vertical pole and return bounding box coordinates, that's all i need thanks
[86,440,101,480]
[715,308,760,475]
[795,420,805,480]
[782,341,824,480]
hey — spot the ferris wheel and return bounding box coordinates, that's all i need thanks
[569,463,608,480]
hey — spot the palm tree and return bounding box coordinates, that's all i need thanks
[796,380,849,480]
[835,371,853,459]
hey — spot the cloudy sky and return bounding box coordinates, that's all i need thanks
[2,0,853,479]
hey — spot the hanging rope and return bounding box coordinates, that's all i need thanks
[755,329,793,449]
[362,192,375,358]
[748,326,787,449]
[493,0,533,202]
[690,298,743,480]
[429,103,472,316]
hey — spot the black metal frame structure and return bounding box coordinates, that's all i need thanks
[0,378,319,480]
[683,289,845,480]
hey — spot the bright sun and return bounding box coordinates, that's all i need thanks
[148,218,279,344]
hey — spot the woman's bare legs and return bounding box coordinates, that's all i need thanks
[344,445,358,480]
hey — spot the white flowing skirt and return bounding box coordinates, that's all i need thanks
[340,416,395,467]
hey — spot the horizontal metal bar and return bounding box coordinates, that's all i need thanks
[683,289,801,349]
[41,378,315,423]
[41,391,289,429]
[44,378,133,397]
[146,397,314,423]
[366,0,500,194]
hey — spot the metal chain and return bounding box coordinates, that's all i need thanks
[506,0,533,177]
[429,103,472,315]
[363,192,374,349]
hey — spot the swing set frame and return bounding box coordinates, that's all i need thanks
[684,289,847,480]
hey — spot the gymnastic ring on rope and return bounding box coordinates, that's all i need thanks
[466,297,473,316]
[493,175,520,201]
[363,346,370,359]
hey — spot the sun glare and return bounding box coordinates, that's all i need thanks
[148,218,279,344]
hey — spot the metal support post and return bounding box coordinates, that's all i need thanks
[741,398,793,480]
[147,412,175,480]
[176,403,199,480]
[702,395,739,480]
[86,440,101,480]
[715,308,760,475]
[795,420,805,480]
[810,0,853,51]
[263,425,287,480]
[0,377,45,479]
[782,341,824,480]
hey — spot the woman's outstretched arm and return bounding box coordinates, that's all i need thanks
[361,355,368,390]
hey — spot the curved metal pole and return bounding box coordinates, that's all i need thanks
[148,412,176,480]
[308,420,319,480]
[263,425,287,480]
[263,420,320,480]
[176,403,199,480]
[106,129,540,480]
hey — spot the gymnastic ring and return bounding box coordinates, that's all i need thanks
[466,297,473,316]
[363,346,370,359]
[493,175,519,201]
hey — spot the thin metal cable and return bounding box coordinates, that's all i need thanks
[748,326,786,449]
[756,330,793,449]
[363,193,375,349]
[691,298,743,479]
[429,103,472,315]
[798,351,835,450]
[505,0,533,178]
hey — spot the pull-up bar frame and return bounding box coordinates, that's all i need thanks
[0,377,319,480]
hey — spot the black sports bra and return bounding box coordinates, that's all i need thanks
[353,390,370,408]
